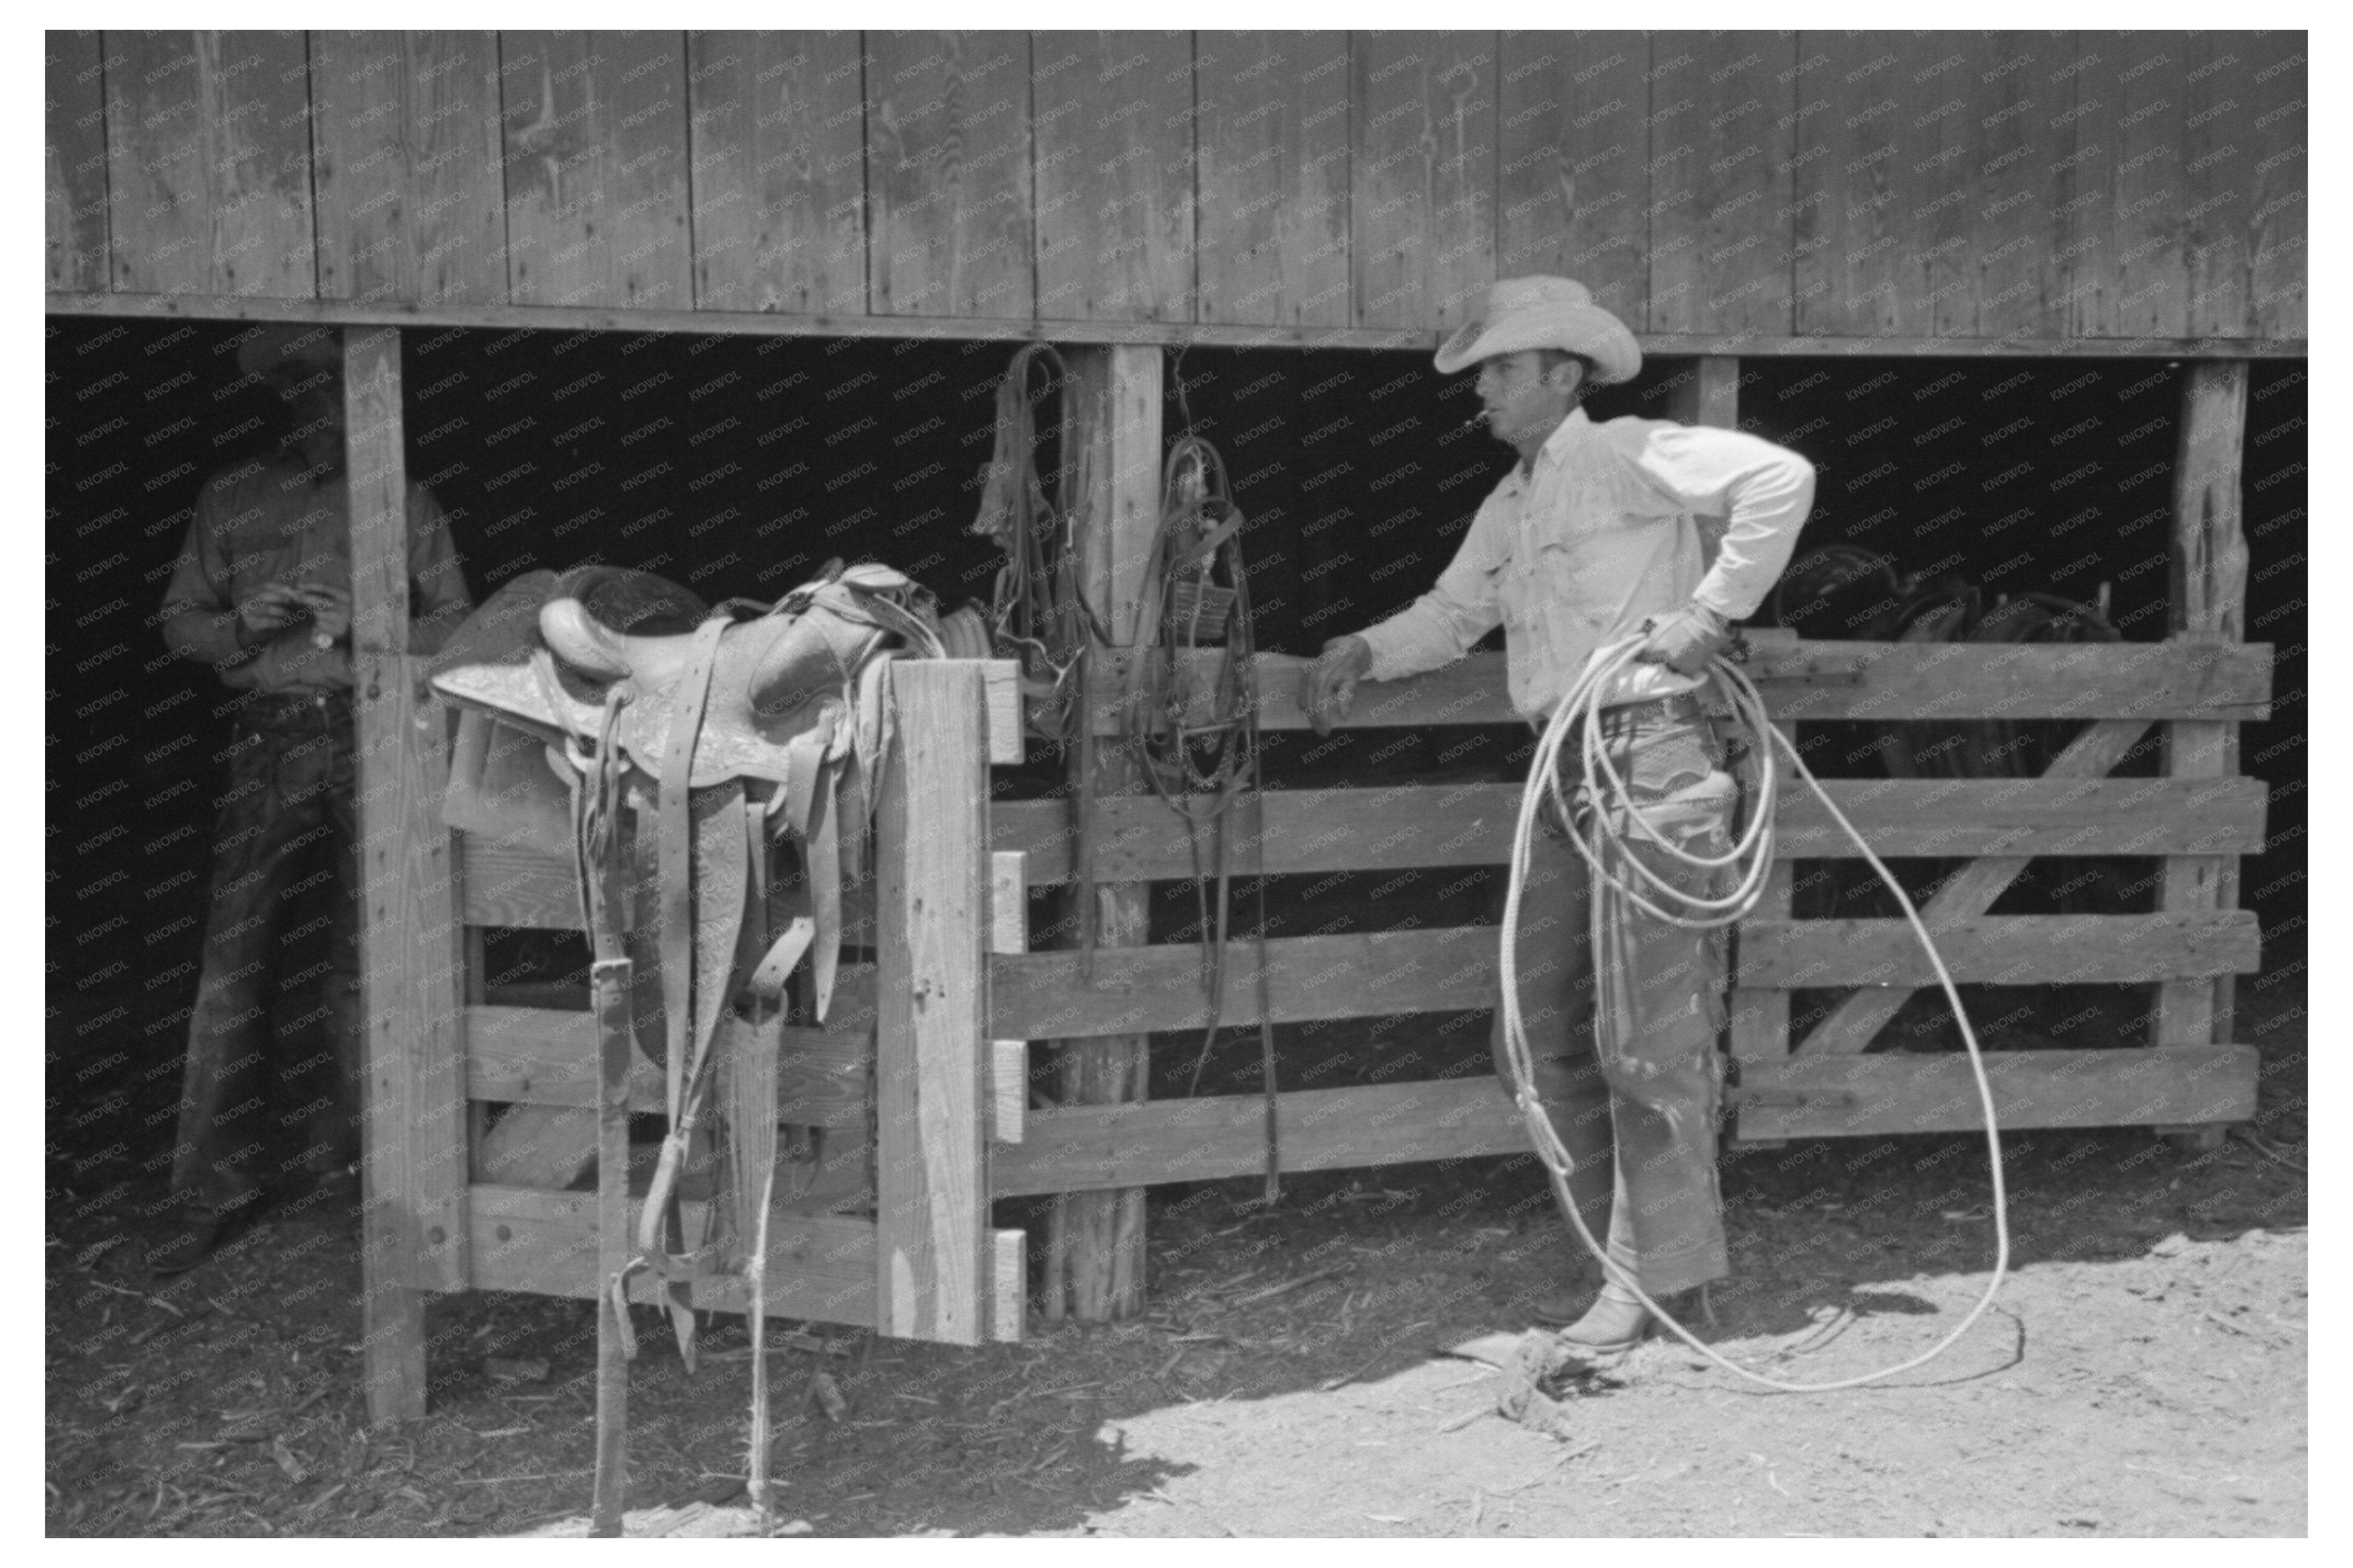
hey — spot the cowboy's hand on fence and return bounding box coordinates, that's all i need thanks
[1635,604,1732,676]
[1305,634,1373,735]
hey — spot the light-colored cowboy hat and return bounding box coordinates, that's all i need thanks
[1434,276,1642,384]
[236,323,341,380]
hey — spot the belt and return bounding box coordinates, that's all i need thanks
[1590,690,1706,735]
[235,689,353,730]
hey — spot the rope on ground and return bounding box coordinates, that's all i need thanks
[1499,636,2013,1391]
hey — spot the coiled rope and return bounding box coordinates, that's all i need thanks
[1499,635,2012,1390]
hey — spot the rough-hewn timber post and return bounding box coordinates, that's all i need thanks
[2151,360,2252,1142]
[1045,344,1161,1320]
[347,326,469,1423]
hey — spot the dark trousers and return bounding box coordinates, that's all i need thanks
[1491,699,1735,1297]
[170,693,362,1210]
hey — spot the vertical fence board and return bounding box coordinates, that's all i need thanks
[499,30,693,310]
[1494,31,1649,326]
[864,30,1034,318]
[1350,30,1498,332]
[106,30,317,298]
[346,327,470,1424]
[1647,32,1795,337]
[686,30,868,315]
[2178,35,2295,340]
[2153,362,2251,1052]
[47,30,111,293]
[1194,31,1352,328]
[1034,31,1195,322]
[311,32,507,308]
[875,662,989,1345]
[1941,32,2067,340]
[2064,35,2188,338]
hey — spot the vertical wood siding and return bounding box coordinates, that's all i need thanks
[52,28,2305,343]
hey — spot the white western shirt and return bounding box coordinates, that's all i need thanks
[1355,407,1815,719]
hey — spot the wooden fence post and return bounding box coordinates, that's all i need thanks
[1045,344,1162,1321]
[347,326,471,1424]
[2151,359,2252,1143]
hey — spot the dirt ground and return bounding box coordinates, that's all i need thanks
[46,967,2307,1539]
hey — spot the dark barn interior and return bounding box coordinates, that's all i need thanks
[47,316,2306,1158]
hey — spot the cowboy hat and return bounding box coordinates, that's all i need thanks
[236,324,341,380]
[1433,276,1642,384]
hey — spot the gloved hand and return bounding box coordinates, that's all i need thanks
[1303,634,1373,735]
[1634,603,1733,676]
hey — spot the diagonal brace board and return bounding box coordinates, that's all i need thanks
[1794,718,2151,1055]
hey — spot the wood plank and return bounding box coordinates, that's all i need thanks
[989,1230,1025,1342]
[1350,31,1497,332]
[346,328,466,1430]
[2241,35,2307,340]
[469,1184,875,1326]
[458,833,594,929]
[105,30,317,298]
[2064,34,2189,338]
[2154,362,2252,1049]
[994,925,1501,1040]
[499,30,693,309]
[1048,344,1163,1321]
[1743,910,2261,989]
[989,852,1028,954]
[992,775,2266,882]
[996,1076,1527,1197]
[473,1102,596,1189]
[989,1040,1026,1144]
[309,32,507,308]
[1087,640,2271,732]
[1193,31,1352,328]
[464,1004,868,1125]
[2176,37,2265,338]
[874,660,989,1345]
[982,658,1023,765]
[864,31,1034,317]
[1646,32,1796,337]
[1033,32,1194,323]
[685,30,867,315]
[1493,31,1649,320]
[1734,1046,2259,1141]
[44,286,2310,355]
[46,30,110,293]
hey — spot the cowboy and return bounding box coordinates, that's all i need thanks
[149,325,472,1273]
[1304,277,1815,1354]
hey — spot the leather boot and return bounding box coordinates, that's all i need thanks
[1547,1279,1654,1356]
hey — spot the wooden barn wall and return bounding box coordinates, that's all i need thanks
[48,29,2306,343]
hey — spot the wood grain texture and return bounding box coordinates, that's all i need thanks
[46,30,111,293]
[864,31,1033,318]
[464,1004,868,1125]
[1794,32,2064,338]
[1193,31,1352,327]
[2063,33,2189,338]
[874,661,989,1345]
[1495,31,1649,321]
[1736,1046,2257,1141]
[1033,31,1194,322]
[105,30,317,298]
[685,30,867,315]
[1647,32,1797,337]
[309,31,507,308]
[2153,362,2253,1049]
[498,31,693,309]
[1087,639,2271,732]
[346,328,468,1427]
[994,925,1501,1040]
[2239,33,2307,339]
[469,1183,876,1326]
[991,775,2265,883]
[1744,910,2260,989]
[1351,30,1498,331]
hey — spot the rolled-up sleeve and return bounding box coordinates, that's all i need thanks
[1355,502,1508,681]
[1632,425,1815,621]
